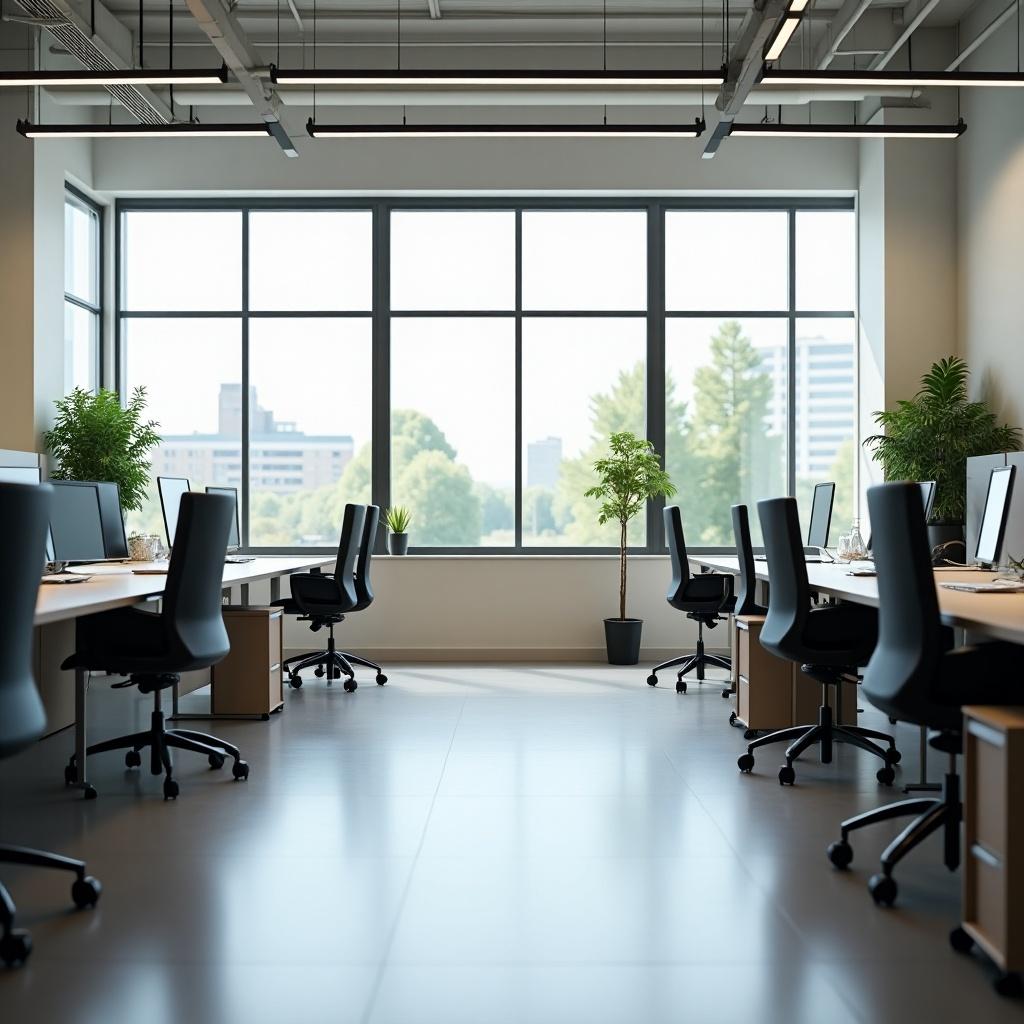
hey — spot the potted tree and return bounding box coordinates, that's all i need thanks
[384,506,412,555]
[43,386,161,516]
[585,431,676,665]
[864,357,1021,551]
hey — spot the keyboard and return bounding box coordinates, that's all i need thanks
[225,556,255,564]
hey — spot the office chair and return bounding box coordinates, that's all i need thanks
[0,482,101,967]
[279,504,386,692]
[729,503,769,730]
[826,482,1022,908]
[737,497,900,786]
[62,492,249,801]
[646,505,734,695]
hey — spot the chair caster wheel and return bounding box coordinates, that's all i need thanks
[71,876,102,909]
[64,764,76,786]
[949,926,974,954]
[994,972,1023,998]
[676,681,687,694]
[376,673,387,685]
[83,786,97,801]
[827,839,853,870]
[743,729,758,740]
[344,678,357,693]
[125,750,142,769]
[314,666,325,677]
[728,711,737,725]
[232,761,250,781]
[721,689,731,698]
[208,753,225,770]
[886,747,902,765]
[868,873,897,907]
[778,764,796,786]
[0,930,32,967]
[288,675,303,689]
[646,674,658,687]
[737,753,755,773]
[876,765,896,786]
[163,778,180,801]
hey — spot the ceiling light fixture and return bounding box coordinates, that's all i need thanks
[305,117,707,139]
[729,120,967,139]
[272,68,726,88]
[0,66,229,87]
[17,120,271,139]
[763,0,810,63]
[761,69,1024,88]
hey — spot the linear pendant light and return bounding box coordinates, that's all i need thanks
[761,68,1024,88]
[0,66,229,87]
[273,67,725,88]
[729,120,967,139]
[305,117,707,139]
[17,120,271,139]
[763,0,810,62]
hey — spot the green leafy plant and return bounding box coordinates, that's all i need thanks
[43,387,161,514]
[384,505,412,534]
[864,357,1021,523]
[585,431,677,621]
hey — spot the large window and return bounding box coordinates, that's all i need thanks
[65,187,102,392]
[118,200,855,552]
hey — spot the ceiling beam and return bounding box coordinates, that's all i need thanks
[284,0,304,35]
[812,0,873,69]
[871,0,942,70]
[184,0,297,156]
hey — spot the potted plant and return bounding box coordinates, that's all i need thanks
[43,386,161,515]
[585,431,676,665]
[864,357,1021,550]
[384,506,412,555]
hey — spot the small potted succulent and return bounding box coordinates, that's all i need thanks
[385,506,412,555]
[585,431,676,665]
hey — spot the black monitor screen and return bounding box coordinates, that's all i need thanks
[918,480,936,520]
[807,482,836,549]
[206,486,240,549]
[976,466,1015,568]
[158,477,191,547]
[50,482,106,562]
[57,480,128,559]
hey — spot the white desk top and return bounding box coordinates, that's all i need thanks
[34,555,333,627]
[690,555,1024,646]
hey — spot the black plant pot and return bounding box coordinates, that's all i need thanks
[604,618,643,666]
[928,521,965,564]
[388,532,409,555]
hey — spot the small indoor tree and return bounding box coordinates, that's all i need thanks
[43,387,161,513]
[585,432,676,664]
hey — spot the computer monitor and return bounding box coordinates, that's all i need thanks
[158,476,191,548]
[918,480,937,521]
[0,464,54,562]
[206,486,240,550]
[807,482,836,550]
[56,480,129,559]
[49,482,107,563]
[975,465,1015,569]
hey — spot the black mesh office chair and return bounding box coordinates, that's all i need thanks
[737,496,900,785]
[0,482,101,967]
[279,504,386,692]
[62,492,248,801]
[646,505,734,695]
[826,482,1022,911]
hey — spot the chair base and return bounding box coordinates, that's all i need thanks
[64,689,249,800]
[284,624,387,691]
[646,619,732,695]
[0,845,101,967]
[827,761,960,907]
[737,686,899,786]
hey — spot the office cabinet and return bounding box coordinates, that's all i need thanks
[211,607,284,717]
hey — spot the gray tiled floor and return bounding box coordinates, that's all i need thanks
[0,664,1021,1023]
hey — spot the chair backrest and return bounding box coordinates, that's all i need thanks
[332,503,366,608]
[353,504,380,611]
[160,491,233,669]
[731,503,760,616]
[664,505,694,607]
[861,482,946,724]
[757,497,811,658]
[0,482,51,759]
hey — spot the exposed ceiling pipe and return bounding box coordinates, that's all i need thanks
[813,0,874,69]
[947,0,1018,70]
[872,0,942,70]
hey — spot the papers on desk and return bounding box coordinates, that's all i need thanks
[940,579,1024,594]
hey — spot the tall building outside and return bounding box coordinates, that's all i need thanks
[527,436,563,490]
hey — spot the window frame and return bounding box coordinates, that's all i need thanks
[65,184,104,391]
[115,196,856,556]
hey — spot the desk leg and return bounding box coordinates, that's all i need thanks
[74,669,96,800]
[270,575,282,604]
[240,583,250,606]
[903,724,942,794]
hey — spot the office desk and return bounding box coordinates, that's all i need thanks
[689,556,1024,645]
[34,556,332,797]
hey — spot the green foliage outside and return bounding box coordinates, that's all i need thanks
[864,356,1022,523]
[44,387,161,513]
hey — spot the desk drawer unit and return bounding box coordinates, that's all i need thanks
[212,607,285,718]
[735,616,794,731]
[960,706,1024,984]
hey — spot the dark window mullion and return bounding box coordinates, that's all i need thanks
[515,209,523,551]
[646,201,666,554]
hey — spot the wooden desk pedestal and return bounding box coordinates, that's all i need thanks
[211,607,284,718]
